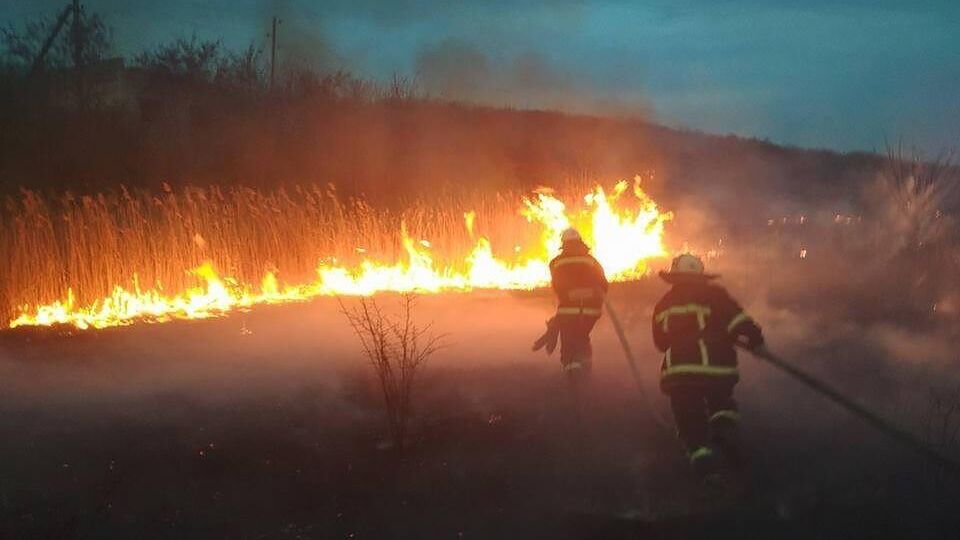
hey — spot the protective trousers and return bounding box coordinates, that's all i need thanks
[668,382,742,474]
[558,315,598,378]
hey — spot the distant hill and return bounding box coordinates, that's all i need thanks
[0,65,885,229]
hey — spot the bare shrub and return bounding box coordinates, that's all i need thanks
[339,294,444,452]
[870,144,958,254]
[864,144,960,314]
[917,383,960,488]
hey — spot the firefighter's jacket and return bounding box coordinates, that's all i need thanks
[652,282,762,390]
[549,242,609,317]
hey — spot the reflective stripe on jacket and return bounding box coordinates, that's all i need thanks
[549,242,609,318]
[652,282,761,388]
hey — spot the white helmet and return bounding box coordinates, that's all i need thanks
[670,253,705,275]
[659,253,718,282]
[560,227,582,243]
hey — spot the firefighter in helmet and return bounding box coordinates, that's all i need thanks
[653,254,763,478]
[545,227,609,381]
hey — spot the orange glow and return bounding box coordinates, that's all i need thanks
[9,179,671,330]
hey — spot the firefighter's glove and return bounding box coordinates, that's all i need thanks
[736,332,764,351]
[744,333,764,351]
[532,317,560,354]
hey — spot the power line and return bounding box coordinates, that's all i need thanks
[71,0,82,69]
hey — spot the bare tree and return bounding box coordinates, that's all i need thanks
[1,11,112,72]
[216,43,266,95]
[134,36,224,82]
[339,294,443,452]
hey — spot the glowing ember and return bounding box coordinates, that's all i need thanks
[9,179,671,330]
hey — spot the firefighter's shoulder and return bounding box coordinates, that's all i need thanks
[702,283,742,309]
[700,282,731,296]
[653,289,676,312]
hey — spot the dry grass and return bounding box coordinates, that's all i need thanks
[0,182,590,325]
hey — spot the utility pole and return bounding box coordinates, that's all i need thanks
[28,0,88,107]
[269,16,281,91]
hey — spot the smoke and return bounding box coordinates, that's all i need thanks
[415,39,492,100]
[414,38,652,118]
[0,293,553,408]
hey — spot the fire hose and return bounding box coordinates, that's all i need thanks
[603,299,671,429]
[741,344,960,475]
[604,300,960,473]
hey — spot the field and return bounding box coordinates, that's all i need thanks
[2,252,959,538]
[2,138,959,538]
[2,130,959,539]
[4,4,960,537]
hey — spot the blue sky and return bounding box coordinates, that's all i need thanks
[4,0,959,153]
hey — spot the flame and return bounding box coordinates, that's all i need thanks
[9,179,672,330]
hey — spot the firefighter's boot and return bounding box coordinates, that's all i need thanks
[709,411,745,469]
[687,445,719,481]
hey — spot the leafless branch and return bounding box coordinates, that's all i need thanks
[338,294,445,452]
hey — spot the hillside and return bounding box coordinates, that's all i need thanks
[1,65,883,225]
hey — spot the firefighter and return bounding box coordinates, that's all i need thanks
[652,254,763,479]
[548,228,609,383]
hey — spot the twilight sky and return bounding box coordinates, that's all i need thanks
[4,0,959,153]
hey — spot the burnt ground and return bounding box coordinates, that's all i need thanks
[0,277,959,539]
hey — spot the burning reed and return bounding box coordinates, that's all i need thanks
[0,180,670,330]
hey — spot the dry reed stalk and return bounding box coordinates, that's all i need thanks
[0,182,588,325]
